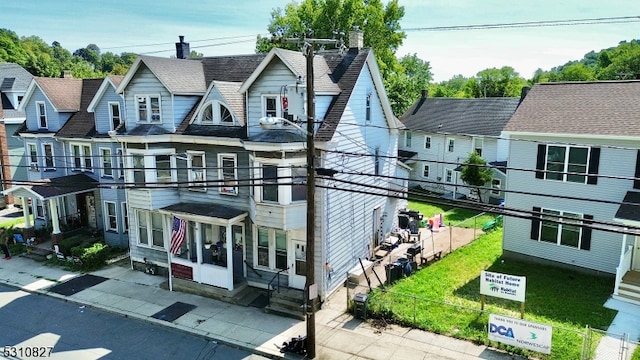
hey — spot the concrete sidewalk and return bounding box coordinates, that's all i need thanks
[0,253,519,360]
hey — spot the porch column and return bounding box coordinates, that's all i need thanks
[226,223,233,291]
[614,230,629,296]
[21,196,35,240]
[49,198,63,245]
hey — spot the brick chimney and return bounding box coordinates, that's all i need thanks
[61,70,73,78]
[349,27,364,49]
[175,35,190,59]
[421,89,428,99]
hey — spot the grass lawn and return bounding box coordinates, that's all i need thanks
[366,229,617,359]
[408,199,495,229]
[0,215,33,229]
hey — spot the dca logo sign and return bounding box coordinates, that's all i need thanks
[489,323,514,338]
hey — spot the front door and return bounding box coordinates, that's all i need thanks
[290,239,306,289]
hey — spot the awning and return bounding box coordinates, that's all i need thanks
[614,191,640,223]
[159,202,248,224]
[3,173,98,201]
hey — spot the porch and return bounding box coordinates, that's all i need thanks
[615,270,640,306]
[613,191,640,305]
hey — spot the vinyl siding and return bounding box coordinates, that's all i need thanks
[93,87,124,134]
[122,66,173,132]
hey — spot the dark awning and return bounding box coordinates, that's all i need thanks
[615,191,640,222]
[160,202,247,223]
[3,173,98,200]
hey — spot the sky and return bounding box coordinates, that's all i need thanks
[3,0,638,82]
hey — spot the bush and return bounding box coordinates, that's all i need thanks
[58,236,84,256]
[72,243,109,271]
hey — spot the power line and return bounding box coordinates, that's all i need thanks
[101,34,261,50]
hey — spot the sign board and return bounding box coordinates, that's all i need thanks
[480,271,526,302]
[488,314,552,354]
[171,263,193,280]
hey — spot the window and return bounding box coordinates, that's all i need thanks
[491,178,501,195]
[405,132,412,147]
[155,155,171,183]
[136,95,161,122]
[262,165,278,202]
[445,169,453,183]
[43,144,54,170]
[263,95,280,118]
[188,152,206,191]
[374,147,381,176]
[109,102,121,130]
[198,101,234,124]
[129,152,176,186]
[474,138,483,156]
[425,136,431,149]
[256,227,288,270]
[531,206,593,250]
[104,202,117,231]
[121,202,128,233]
[28,143,38,171]
[117,149,124,178]
[291,166,307,202]
[36,101,47,128]
[218,154,237,195]
[141,211,164,245]
[423,164,430,178]
[536,144,599,184]
[365,93,371,122]
[101,148,112,177]
[71,144,93,172]
[448,139,455,152]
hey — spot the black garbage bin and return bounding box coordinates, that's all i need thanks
[353,293,368,319]
[385,263,402,284]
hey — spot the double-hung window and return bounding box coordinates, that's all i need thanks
[291,166,307,202]
[129,151,176,186]
[104,201,117,231]
[109,102,122,130]
[36,101,47,128]
[474,138,483,156]
[43,144,55,170]
[137,210,164,247]
[121,202,129,233]
[131,154,145,184]
[491,178,501,195]
[405,132,412,147]
[531,207,592,250]
[71,144,92,172]
[423,164,430,178]
[262,165,279,202]
[255,227,287,270]
[28,144,38,171]
[101,148,113,177]
[263,95,280,118]
[218,154,237,195]
[425,136,431,149]
[537,144,598,184]
[448,139,455,152]
[117,149,124,178]
[188,152,206,191]
[445,169,453,183]
[365,93,371,122]
[155,155,171,183]
[136,95,161,122]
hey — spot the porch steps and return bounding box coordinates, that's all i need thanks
[265,288,305,320]
[20,246,52,262]
[616,273,640,306]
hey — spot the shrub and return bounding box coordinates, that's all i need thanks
[58,236,84,256]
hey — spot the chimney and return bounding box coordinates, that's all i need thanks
[61,70,73,78]
[348,27,364,49]
[519,86,531,103]
[421,89,428,99]
[175,35,190,59]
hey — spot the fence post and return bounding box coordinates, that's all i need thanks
[413,296,417,324]
[581,325,591,360]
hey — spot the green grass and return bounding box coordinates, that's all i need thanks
[367,229,617,359]
[0,215,33,229]
[407,200,495,229]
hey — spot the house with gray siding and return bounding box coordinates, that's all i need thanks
[399,90,520,203]
[502,80,640,305]
[5,74,129,247]
[115,32,404,303]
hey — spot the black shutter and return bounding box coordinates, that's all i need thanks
[587,147,600,185]
[531,206,541,240]
[535,144,546,179]
[634,150,640,189]
[580,214,593,250]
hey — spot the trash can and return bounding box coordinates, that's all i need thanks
[353,293,368,320]
[385,263,402,284]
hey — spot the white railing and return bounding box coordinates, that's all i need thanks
[614,245,633,296]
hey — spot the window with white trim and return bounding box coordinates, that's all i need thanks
[28,143,38,171]
[474,137,483,156]
[540,209,582,248]
[405,131,412,147]
[445,169,453,183]
[131,154,145,184]
[117,149,124,178]
[121,202,129,233]
[136,95,161,122]
[255,227,287,270]
[155,155,171,183]
[43,144,55,170]
[262,164,278,202]
[137,210,164,247]
[188,152,206,191]
[263,95,281,118]
[198,101,234,124]
[448,138,455,152]
[291,166,307,202]
[425,136,431,149]
[491,178,501,195]
[101,148,112,177]
[218,154,237,195]
[365,93,371,122]
[71,144,92,172]
[539,145,594,184]
[423,164,430,178]
[128,151,176,186]
[109,102,122,130]
[36,101,47,128]
[104,201,117,231]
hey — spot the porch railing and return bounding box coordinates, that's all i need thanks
[267,267,289,307]
[614,245,633,296]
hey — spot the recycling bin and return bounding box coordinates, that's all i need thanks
[353,293,368,319]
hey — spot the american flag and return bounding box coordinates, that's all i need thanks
[169,216,186,255]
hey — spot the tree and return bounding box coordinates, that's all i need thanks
[386,53,433,115]
[465,66,526,98]
[459,152,493,203]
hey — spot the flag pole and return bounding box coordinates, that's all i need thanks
[168,250,173,292]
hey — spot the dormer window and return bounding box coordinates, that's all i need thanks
[262,95,281,118]
[136,95,161,122]
[198,101,234,125]
[109,102,122,130]
[36,101,47,128]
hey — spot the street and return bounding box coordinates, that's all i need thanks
[0,284,266,359]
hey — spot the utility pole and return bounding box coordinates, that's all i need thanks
[276,32,341,359]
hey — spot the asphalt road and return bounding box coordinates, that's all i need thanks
[0,284,266,360]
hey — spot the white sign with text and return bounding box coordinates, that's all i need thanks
[480,270,526,302]
[488,314,552,354]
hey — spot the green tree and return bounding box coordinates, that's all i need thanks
[596,40,640,80]
[460,152,493,203]
[467,66,526,98]
[386,53,433,115]
[430,75,471,98]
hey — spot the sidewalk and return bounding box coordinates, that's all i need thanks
[0,253,519,359]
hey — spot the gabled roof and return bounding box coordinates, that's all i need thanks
[504,80,640,137]
[3,173,98,200]
[21,77,83,112]
[239,48,340,94]
[116,55,206,95]
[201,54,266,83]
[400,96,521,136]
[87,75,124,112]
[56,79,103,138]
[0,63,33,91]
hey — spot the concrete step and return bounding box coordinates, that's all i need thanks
[20,247,51,262]
[270,288,304,303]
[614,293,640,307]
[264,303,305,321]
[619,282,640,294]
